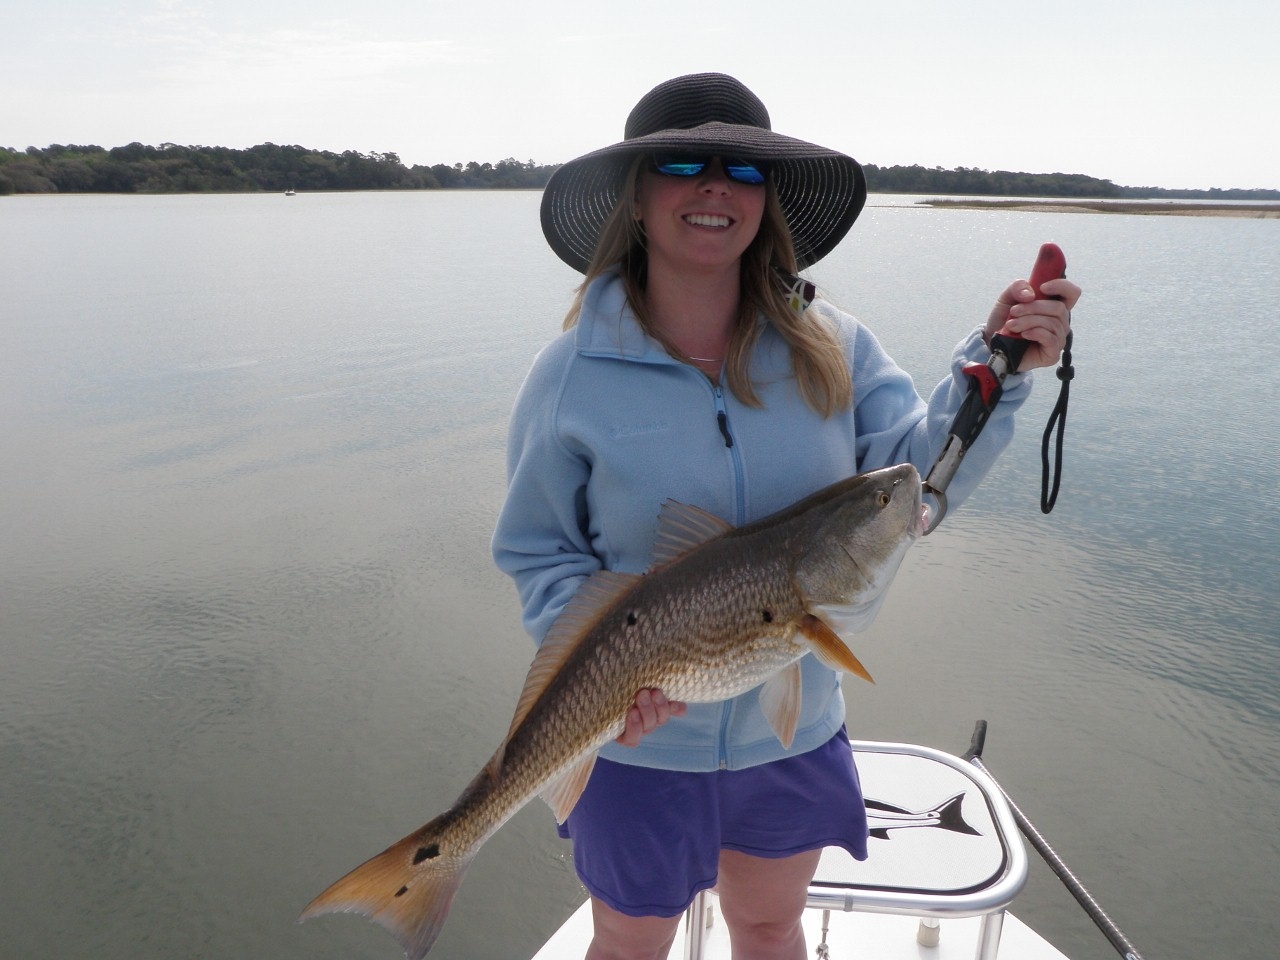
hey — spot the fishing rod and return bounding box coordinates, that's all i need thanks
[963,720,1148,960]
[922,243,1074,533]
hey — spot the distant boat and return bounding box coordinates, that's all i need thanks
[284,188,296,197]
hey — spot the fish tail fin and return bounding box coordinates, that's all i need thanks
[298,817,472,960]
[936,793,981,837]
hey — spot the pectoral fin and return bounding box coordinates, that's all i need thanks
[759,662,803,748]
[540,751,599,824]
[799,614,875,684]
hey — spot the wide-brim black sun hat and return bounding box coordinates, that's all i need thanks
[541,72,867,273]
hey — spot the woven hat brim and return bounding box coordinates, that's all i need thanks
[541,122,867,273]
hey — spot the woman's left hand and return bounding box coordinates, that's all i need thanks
[615,688,688,747]
[983,277,1081,372]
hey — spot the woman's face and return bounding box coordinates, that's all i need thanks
[634,157,767,277]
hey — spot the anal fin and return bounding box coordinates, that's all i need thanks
[540,751,599,824]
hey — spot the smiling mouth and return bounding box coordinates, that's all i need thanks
[683,213,732,228]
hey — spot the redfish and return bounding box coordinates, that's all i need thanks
[300,463,925,958]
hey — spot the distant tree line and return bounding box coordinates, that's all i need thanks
[0,143,560,195]
[862,163,1279,200]
[2,143,1277,200]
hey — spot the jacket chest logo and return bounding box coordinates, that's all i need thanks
[609,419,671,440]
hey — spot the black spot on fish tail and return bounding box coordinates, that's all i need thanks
[626,612,638,626]
[394,885,409,897]
[413,843,440,864]
[762,609,773,623]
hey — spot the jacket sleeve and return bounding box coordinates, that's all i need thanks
[491,344,599,646]
[846,313,1032,512]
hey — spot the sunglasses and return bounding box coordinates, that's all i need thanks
[651,154,768,185]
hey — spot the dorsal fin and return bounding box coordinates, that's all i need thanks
[488,570,640,780]
[652,500,733,569]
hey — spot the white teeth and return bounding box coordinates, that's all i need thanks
[684,213,731,228]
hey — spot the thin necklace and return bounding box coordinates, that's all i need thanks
[688,355,722,363]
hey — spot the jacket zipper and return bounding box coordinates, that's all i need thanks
[713,385,747,527]
[713,384,747,767]
[716,700,734,770]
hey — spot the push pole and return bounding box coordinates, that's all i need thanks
[963,721,1147,960]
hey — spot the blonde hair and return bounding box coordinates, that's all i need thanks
[563,157,852,417]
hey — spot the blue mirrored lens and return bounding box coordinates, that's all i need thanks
[655,159,707,177]
[724,160,767,185]
[653,155,766,185]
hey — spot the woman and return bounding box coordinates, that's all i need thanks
[493,73,1078,960]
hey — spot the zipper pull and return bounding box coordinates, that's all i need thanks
[716,411,734,448]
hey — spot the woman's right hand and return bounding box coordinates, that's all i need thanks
[982,276,1080,372]
[615,688,688,747]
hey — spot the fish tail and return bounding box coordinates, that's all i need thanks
[298,816,472,960]
[936,793,981,837]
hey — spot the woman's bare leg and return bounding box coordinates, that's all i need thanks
[584,896,682,960]
[715,848,821,960]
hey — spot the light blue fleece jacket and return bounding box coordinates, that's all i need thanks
[491,270,1029,772]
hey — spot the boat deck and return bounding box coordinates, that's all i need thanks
[533,740,1072,959]
[534,893,1071,959]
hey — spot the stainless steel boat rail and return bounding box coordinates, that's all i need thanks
[683,739,1029,960]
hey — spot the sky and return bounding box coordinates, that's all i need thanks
[4,0,1278,191]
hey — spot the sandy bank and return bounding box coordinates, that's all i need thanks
[920,199,1280,218]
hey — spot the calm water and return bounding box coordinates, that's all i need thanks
[1,191,1276,960]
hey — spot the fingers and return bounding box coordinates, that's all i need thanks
[998,278,1037,308]
[984,279,1036,341]
[1039,277,1082,310]
[1003,301,1073,371]
[994,276,1081,310]
[985,277,1080,371]
[615,688,688,747]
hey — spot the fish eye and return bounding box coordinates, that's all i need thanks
[877,491,891,507]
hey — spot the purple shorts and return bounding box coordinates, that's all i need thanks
[556,728,868,918]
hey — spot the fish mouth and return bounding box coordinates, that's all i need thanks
[913,502,930,539]
[904,471,926,539]
[683,213,733,229]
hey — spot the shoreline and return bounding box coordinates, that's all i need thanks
[919,198,1280,218]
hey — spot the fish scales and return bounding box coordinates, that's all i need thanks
[503,540,807,781]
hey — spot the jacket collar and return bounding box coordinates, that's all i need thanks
[573,270,666,362]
